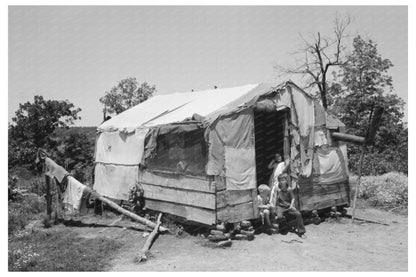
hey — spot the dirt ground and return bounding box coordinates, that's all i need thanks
[65,205,408,272]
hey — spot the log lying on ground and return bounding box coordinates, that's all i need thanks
[87,188,168,232]
[136,213,163,263]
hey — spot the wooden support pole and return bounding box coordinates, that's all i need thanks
[45,175,52,220]
[351,147,365,223]
[136,213,163,263]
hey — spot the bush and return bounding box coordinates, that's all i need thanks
[348,148,408,176]
[357,172,408,208]
[26,179,47,197]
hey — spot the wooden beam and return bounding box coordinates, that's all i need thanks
[141,171,215,193]
[300,196,350,211]
[217,202,255,223]
[141,183,216,210]
[251,188,259,218]
[352,147,365,222]
[331,132,365,145]
[144,199,216,225]
[216,189,253,209]
[300,182,349,195]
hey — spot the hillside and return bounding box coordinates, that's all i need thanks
[53,126,97,145]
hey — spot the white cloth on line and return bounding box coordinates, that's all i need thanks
[62,176,87,211]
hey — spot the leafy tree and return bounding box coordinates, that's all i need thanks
[329,36,407,175]
[57,133,94,170]
[55,133,94,183]
[100,78,156,115]
[8,95,81,169]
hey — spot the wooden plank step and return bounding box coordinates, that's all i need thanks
[144,199,216,225]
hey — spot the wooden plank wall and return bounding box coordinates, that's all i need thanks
[298,180,350,211]
[140,171,217,225]
[214,176,258,222]
[141,171,259,225]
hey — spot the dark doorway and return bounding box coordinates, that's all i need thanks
[254,109,288,186]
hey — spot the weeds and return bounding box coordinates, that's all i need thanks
[8,194,46,235]
[8,229,122,271]
[351,172,408,210]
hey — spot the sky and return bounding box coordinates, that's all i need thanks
[8,5,408,126]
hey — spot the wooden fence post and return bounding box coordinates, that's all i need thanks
[45,175,52,220]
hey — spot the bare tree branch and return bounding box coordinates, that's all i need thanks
[274,14,351,110]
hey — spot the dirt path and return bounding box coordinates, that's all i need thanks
[108,207,407,271]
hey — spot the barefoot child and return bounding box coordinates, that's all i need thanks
[274,174,306,238]
[257,184,272,227]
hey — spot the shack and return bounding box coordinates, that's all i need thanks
[93,81,350,225]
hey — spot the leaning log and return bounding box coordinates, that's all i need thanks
[87,189,168,232]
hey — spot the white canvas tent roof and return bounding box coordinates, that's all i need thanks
[98,82,345,132]
[99,84,260,131]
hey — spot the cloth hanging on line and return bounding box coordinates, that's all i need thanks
[62,176,87,211]
[44,157,68,183]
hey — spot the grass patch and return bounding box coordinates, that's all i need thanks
[8,193,46,235]
[350,172,408,212]
[9,229,122,271]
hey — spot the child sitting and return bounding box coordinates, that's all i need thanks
[257,184,272,227]
[274,174,306,238]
